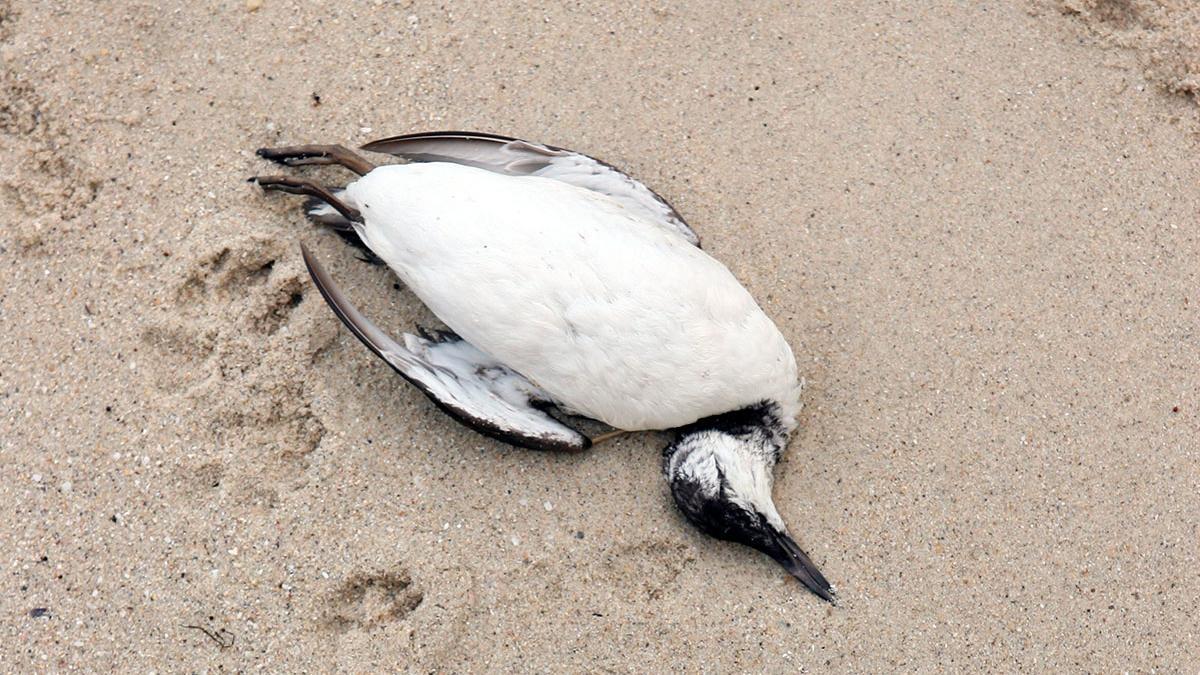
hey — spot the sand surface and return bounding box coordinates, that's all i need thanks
[2,0,1198,670]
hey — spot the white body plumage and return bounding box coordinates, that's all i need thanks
[344,162,801,432]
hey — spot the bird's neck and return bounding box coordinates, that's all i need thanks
[666,401,790,465]
[681,400,787,438]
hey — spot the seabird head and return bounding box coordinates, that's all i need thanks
[663,403,834,603]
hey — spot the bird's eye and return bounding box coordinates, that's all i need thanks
[714,465,731,498]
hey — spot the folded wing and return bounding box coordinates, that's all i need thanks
[301,244,591,452]
[361,130,700,247]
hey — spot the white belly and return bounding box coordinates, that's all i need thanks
[346,163,800,431]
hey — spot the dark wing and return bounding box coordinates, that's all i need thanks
[360,131,700,247]
[301,244,590,452]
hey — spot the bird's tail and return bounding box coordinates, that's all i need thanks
[302,195,383,265]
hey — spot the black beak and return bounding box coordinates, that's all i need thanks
[768,529,836,603]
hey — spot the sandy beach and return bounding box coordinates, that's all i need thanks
[2,0,1198,670]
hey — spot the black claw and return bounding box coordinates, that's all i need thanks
[254,144,374,176]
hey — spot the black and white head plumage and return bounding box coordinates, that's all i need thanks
[664,403,834,602]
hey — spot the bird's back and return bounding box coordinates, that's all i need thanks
[346,162,800,431]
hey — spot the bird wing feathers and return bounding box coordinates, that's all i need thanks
[301,244,591,452]
[360,131,701,247]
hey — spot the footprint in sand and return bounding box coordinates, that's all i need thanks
[325,569,425,633]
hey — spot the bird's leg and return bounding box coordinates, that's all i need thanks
[256,144,375,177]
[250,175,362,223]
[590,429,631,445]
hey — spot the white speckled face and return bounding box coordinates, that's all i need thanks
[667,428,785,532]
